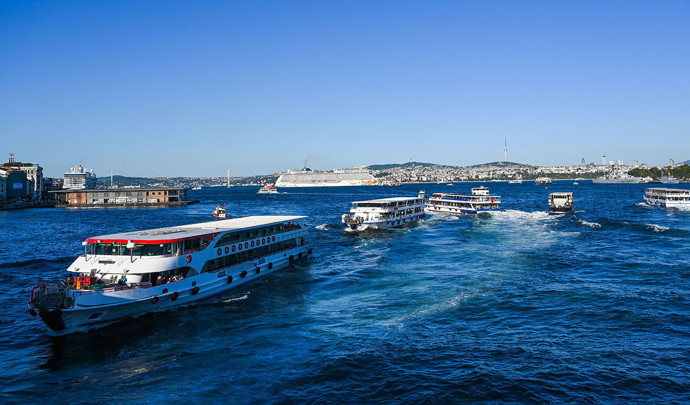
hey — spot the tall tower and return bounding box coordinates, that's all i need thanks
[504,137,508,162]
[581,158,586,165]
[669,158,675,167]
[602,155,607,165]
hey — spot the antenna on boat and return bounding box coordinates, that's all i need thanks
[227,169,230,187]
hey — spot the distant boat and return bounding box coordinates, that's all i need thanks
[592,173,640,184]
[192,186,202,190]
[548,192,574,214]
[446,183,453,186]
[258,185,278,194]
[573,181,579,185]
[213,205,227,219]
[660,176,680,184]
[535,177,552,185]
[508,179,523,184]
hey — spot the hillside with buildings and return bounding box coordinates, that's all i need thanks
[2,153,689,210]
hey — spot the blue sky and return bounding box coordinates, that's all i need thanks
[2,1,689,177]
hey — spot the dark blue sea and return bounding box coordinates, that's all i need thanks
[1,182,689,403]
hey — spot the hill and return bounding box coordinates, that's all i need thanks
[469,161,533,168]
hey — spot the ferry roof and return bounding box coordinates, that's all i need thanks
[352,197,422,204]
[85,215,306,244]
[431,192,500,198]
[646,187,690,192]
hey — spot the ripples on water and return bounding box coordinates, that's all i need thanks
[1,182,689,403]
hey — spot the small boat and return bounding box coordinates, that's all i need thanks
[573,182,579,185]
[535,177,552,185]
[258,185,278,194]
[213,205,227,219]
[342,191,427,231]
[28,216,312,332]
[192,186,202,190]
[508,179,523,184]
[643,188,690,209]
[378,180,403,187]
[548,192,574,214]
[425,186,501,216]
[446,183,453,186]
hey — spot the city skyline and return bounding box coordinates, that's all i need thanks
[2,1,689,177]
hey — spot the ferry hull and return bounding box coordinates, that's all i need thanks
[32,245,312,332]
[345,213,426,231]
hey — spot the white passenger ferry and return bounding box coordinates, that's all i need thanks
[29,216,312,332]
[257,185,278,194]
[534,177,552,185]
[643,188,690,209]
[548,192,574,214]
[425,186,501,216]
[341,191,427,230]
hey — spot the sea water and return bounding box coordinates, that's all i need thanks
[0,182,688,403]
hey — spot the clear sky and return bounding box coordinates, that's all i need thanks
[2,1,689,177]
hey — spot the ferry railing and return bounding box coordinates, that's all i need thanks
[69,282,153,299]
[30,283,73,309]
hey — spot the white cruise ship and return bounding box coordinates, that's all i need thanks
[275,167,379,187]
[342,191,427,231]
[29,216,312,332]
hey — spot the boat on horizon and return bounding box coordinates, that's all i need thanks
[275,166,378,187]
[534,177,552,185]
[592,173,641,184]
[258,185,278,194]
[28,216,312,332]
[660,176,680,184]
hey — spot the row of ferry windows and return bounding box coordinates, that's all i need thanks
[214,222,300,248]
[201,239,298,272]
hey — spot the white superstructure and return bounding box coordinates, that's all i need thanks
[258,185,278,194]
[29,216,312,332]
[643,188,690,209]
[548,192,574,214]
[342,191,427,231]
[276,167,378,187]
[64,165,97,189]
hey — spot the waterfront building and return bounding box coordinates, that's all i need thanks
[2,153,43,199]
[0,169,6,199]
[63,165,97,189]
[1,169,30,199]
[49,187,195,207]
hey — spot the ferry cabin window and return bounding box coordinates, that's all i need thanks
[214,223,294,248]
[202,239,298,272]
[89,243,172,256]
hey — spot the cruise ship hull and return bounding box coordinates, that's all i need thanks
[276,180,377,187]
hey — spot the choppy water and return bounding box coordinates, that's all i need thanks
[1,182,689,403]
